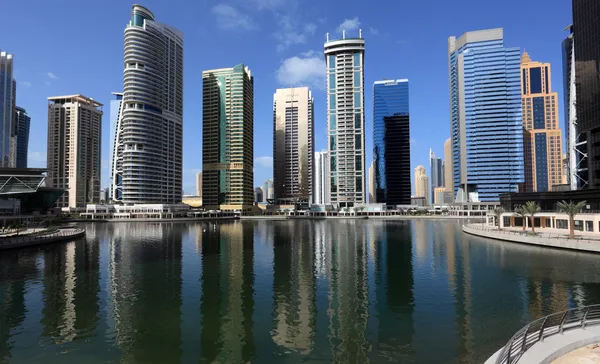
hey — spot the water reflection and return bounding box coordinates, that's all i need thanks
[0,220,599,363]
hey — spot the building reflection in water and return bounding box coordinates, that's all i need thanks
[108,223,183,363]
[271,221,317,354]
[200,221,255,363]
[372,220,414,361]
[0,250,39,361]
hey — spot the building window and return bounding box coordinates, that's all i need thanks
[330,155,336,172]
[556,219,568,229]
[355,135,361,150]
[330,114,336,130]
[354,71,361,87]
[328,55,335,68]
[355,113,361,129]
[354,92,361,108]
[530,67,542,94]
[355,155,361,171]
[330,135,336,151]
[585,221,594,232]
[329,94,336,110]
[329,73,336,90]
[356,177,362,192]
[353,52,361,66]
[574,220,584,231]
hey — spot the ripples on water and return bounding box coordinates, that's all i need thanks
[1,220,600,364]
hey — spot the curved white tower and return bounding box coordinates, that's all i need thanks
[120,5,184,204]
[324,32,366,208]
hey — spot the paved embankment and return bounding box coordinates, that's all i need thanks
[0,228,86,250]
[463,224,600,254]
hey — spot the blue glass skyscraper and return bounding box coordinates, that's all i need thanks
[448,28,524,202]
[373,79,411,205]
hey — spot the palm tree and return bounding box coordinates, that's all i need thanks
[556,200,587,239]
[514,206,527,232]
[523,201,541,234]
[491,207,505,230]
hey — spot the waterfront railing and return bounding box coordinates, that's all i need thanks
[467,224,600,242]
[495,304,600,364]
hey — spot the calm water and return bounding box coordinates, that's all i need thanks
[1,220,600,364]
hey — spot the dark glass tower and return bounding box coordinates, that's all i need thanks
[573,0,600,188]
[14,106,29,168]
[373,79,411,206]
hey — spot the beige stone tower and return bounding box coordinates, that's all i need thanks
[414,165,429,205]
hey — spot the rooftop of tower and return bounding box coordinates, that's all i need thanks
[325,29,364,43]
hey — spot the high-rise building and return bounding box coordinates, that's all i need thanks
[314,151,330,205]
[414,165,429,205]
[0,51,15,168]
[14,106,30,168]
[562,25,576,189]
[368,160,376,203]
[47,95,103,208]
[325,30,366,208]
[449,28,524,202]
[263,178,274,201]
[572,1,600,188]
[373,79,411,206]
[444,138,453,197]
[196,172,202,197]
[430,149,443,203]
[119,5,184,204]
[434,187,447,205]
[254,187,263,203]
[109,92,123,201]
[520,52,563,192]
[273,87,314,202]
[202,64,254,212]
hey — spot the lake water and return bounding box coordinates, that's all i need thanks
[1,219,599,363]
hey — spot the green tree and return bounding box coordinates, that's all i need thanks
[523,201,541,234]
[491,207,505,230]
[514,206,527,232]
[556,200,587,239]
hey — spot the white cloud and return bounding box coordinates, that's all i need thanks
[20,81,32,88]
[255,156,273,169]
[248,0,287,10]
[28,151,46,167]
[212,4,257,30]
[369,27,380,36]
[47,72,58,80]
[276,51,325,89]
[337,17,360,33]
[273,16,318,52]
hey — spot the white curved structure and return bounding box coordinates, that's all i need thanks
[119,5,183,204]
[324,32,366,208]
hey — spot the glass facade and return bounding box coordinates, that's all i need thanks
[15,107,30,168]
[534,133,549,192]
[449,29,524,202]
[373,80,411,205]
[574,0,600,188]
[0,52,15,167]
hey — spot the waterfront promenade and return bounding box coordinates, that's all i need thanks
[463,224,600,253]
[0,228,85,250]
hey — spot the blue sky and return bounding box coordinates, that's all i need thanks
[2,0,571,194]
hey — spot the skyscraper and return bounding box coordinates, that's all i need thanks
[119,5,184,204]
[562,25,576,189]
[0,51,15,168]
[520,52,563,192]
[573,1,600,188]
[109,92,123,201]
[449,28,524,202]
[429,149,443,203]
[325,30,366,208]
[14,106,30,168]
[263,178,274,201]
[444,138,453,194]
[368,160,376,203]
[47,95,103,208]
[414,165,429,205]
[196,172,202,197]
[273,87,314,202]
[314,151,330,205]
[202,64,254,212]
[373,79,411,206]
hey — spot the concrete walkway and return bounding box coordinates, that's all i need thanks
[463,224,600,254]
[485,325,600,364]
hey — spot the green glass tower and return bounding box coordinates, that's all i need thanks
[202,64,254,211]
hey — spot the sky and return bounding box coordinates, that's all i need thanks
[2,0,572,195]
